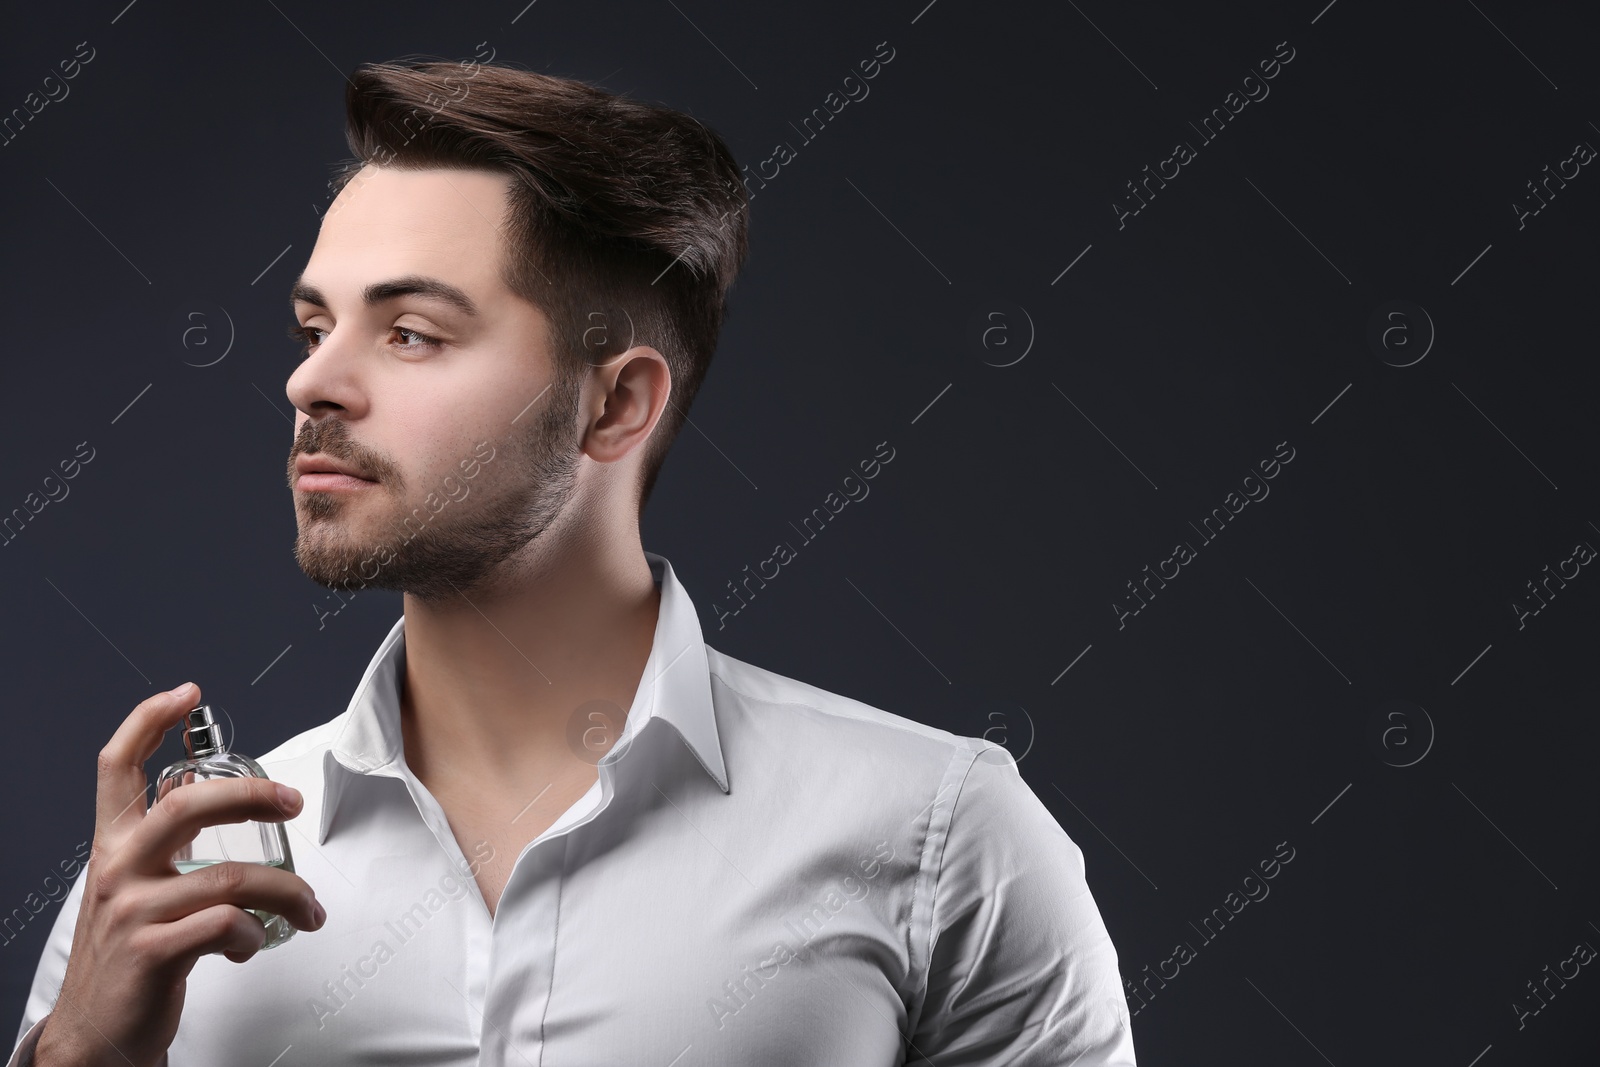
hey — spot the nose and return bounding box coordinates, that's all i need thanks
[286,330,368,421]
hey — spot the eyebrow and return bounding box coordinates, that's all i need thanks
[289,274,481,318]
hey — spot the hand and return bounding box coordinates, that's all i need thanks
[34,683,326,1067]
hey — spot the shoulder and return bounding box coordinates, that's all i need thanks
[705,643,1065,843]
[703,644,1032,814]
[705,643,988,759]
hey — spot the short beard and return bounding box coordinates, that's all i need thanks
[291,370,582,604]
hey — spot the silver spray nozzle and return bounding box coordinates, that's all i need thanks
[184,704,224,759]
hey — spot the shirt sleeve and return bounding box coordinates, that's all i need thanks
[904,745,1137,1065]
[8,864,86,1067]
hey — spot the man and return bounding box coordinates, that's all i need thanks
[11,58,1136,1065]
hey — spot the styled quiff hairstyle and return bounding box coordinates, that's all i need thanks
[329,59,750,509]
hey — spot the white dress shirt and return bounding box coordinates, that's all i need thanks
[11,551,1136,1065]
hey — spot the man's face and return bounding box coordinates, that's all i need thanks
[285,164,582,602]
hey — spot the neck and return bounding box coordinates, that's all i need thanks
[397,533,660,796]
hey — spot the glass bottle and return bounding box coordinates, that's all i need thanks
[154,704,297,949]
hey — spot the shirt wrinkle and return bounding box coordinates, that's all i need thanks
[7,552,1135,1067]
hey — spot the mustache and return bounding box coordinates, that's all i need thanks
[289,422,393,483]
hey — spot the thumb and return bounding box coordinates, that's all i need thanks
[95,683,203,844]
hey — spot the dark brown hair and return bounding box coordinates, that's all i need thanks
[329,58,750,510]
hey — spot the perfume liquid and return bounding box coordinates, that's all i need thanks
[155,704,298,950]
[172,858,296,947]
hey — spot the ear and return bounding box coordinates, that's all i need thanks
[580,346,671,465]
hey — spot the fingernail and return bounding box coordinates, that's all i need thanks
[312,901,327,927]
[276,783,302,809]
[169,682,194,697]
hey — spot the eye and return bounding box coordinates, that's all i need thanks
[287,323,326,359]
[285,323,443,359]
[390,326,442,351]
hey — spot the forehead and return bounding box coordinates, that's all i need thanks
[305,165,514,300]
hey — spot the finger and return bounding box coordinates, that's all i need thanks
[95,684,204,843]
[161,904,268,968]
[131,776,302,874]
[143,861,323,933]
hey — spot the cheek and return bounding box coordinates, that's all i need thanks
[408,361,543,437]
[375,352,552,483]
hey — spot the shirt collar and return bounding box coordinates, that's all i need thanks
[318,551,729,844]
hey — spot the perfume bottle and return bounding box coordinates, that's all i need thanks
[154,704,297,950]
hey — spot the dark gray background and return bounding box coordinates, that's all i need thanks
[4,0,1597,1062]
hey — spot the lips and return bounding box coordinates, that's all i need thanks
[293,451,379,494]
[294,454,375,481]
